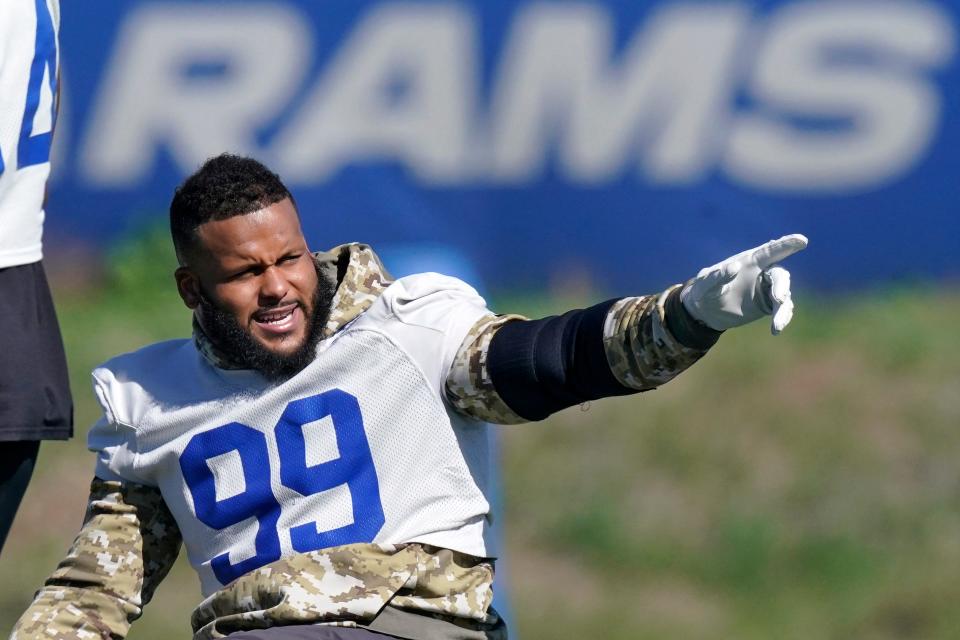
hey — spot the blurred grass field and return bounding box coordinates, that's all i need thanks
[2,229,959,639]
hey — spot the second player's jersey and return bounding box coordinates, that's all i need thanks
[88,274,494,596]
[0,0,59,268]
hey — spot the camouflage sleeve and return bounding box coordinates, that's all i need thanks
[445,313,529,424]
[446,285,719,422]
[603,284,720,390]
[11,478,182,640]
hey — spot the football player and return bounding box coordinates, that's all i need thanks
[0,0,73,555]
[12,154,806,640]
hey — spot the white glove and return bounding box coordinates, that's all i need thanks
[680,234,808,335]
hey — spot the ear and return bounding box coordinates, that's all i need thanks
[175,266,202,310]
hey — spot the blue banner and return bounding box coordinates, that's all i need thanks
[50,1,960,292]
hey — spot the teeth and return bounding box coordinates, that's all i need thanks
[260,309,293,324]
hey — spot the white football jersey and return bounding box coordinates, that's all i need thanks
[89,274,496,596]
[0,0,59,267]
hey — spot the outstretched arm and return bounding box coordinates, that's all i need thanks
[11,479,182,640]
[446,285,718,423]
[447,234,807,423]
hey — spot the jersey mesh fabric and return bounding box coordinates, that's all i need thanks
[313,329,492,548]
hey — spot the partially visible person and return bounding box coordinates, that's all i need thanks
[0,0,73,553]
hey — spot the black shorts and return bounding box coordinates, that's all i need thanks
[227,627,392,640]
[0,261,72,441]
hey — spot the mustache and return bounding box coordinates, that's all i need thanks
[197,290,305,317]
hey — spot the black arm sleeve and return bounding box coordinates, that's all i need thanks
[486,299,634,422]
[487,291,721,422]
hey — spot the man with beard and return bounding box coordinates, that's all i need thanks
[12,154,807,640]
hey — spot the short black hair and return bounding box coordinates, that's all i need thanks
[170,153,295,265]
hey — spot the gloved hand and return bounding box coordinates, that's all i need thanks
[680,234,808,335]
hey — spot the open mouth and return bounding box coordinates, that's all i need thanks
[253,304,301,335]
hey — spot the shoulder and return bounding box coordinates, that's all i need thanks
[93,339,196,383]
[347,274,491,390]
[375,273,487,329]
[92,339,199,426]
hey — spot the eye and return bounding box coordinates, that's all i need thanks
[280,254,301,264]
[228,270,252,281]
[227,266,259,281]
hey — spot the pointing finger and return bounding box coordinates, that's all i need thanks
[751,234,809,269]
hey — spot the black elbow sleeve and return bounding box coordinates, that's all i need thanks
[486,299,635,421]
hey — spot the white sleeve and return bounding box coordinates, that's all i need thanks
[374,273,492,395]
[86,368,151,485]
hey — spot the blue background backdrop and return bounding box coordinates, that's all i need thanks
[48,0,960,293]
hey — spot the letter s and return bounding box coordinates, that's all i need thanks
[725,2,955,193]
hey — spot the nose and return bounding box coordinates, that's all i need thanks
[259,266,288,304]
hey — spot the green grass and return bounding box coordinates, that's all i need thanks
[499,288,960,639]
[3,235,960,639]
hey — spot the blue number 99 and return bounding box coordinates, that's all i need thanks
[179,389,384,586]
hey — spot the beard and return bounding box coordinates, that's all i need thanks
[199,273,336,382]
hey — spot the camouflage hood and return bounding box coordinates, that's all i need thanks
[193,243,394,370]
